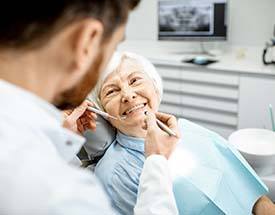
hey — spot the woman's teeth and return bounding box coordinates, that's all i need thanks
[125,103,146,115]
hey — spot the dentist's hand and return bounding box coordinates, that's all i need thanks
[144,112,180,159]
[63,100,97,135]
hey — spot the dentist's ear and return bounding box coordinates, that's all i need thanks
[73,19,104,75]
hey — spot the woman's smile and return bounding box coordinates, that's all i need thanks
[121,102,147,118]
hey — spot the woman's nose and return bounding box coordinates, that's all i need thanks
[121,91,137,103]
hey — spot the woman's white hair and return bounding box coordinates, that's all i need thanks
[88,51,163,111]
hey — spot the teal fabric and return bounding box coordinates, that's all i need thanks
[173,118,268,214]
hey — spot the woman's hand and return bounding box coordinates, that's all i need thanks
[63,100,97,135]
[144,112,180,159]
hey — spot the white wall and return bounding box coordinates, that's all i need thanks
[229,0,275,46]
[125,0,275,46]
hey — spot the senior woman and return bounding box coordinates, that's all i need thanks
[89,52,275,215]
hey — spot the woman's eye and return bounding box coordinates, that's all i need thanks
[106,90,115,96]
[130,77,141,85]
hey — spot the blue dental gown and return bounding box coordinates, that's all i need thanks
[95,118,268,215]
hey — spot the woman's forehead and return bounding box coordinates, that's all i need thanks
[103,58,144,84]
[119,57,143,71]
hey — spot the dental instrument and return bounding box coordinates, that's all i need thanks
[156,118,177,137]
[269,104,275,131]
[88,106,177,136]
[87,106,118,120]
[144,111,177,137]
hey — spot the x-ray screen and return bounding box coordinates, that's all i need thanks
[159,0,227,40]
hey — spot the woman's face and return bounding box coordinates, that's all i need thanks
[100,58,159,137]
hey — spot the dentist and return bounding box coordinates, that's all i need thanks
[0,1,179,215]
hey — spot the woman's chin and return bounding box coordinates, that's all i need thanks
[120,122,147,138]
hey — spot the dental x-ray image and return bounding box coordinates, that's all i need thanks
[159,2,213,35]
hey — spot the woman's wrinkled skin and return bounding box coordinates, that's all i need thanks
[100,57,160,138]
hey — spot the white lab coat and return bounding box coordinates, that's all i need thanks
[0,80,178,215]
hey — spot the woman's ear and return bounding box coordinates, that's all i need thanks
[73,19,104,75]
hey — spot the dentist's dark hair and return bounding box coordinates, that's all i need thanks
[0,0,140,49]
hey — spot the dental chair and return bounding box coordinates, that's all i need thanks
[77,115,116,169]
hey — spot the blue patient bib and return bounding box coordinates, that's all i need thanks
[169,119,268,215]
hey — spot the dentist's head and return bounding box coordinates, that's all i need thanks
[0,1,140,109]
[90,52,163,137]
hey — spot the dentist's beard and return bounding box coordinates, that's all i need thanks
[53,51,103,110]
